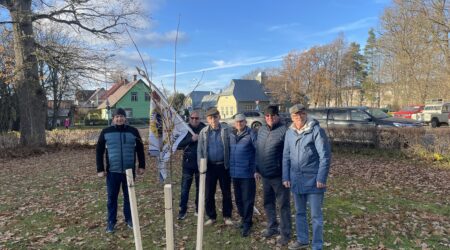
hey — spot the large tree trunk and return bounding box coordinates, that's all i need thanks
[9,0,47,146]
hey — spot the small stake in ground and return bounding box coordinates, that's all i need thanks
[164,184,175,250]
[196,158,207,250]
[126,169,143,250]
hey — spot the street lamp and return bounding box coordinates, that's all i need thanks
[104,54,115,126]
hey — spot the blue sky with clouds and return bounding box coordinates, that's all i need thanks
[132,0,391,94]
[0,0,391,94]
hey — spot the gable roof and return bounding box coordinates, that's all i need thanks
[98,79,149,109]
[201,94,219,109]
[220,79,270,102]
[188,91,215,109]
[75,90,96,102]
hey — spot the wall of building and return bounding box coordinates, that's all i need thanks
[217,95,237,118]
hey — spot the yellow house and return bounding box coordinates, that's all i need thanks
[217,79,270,118]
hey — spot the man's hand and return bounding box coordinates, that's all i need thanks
[283,181,290,188]
[317,182,326,189]
[137,168,145,175]
[191,134,199,142]
[97,171,105,178]
[254,173,261,181]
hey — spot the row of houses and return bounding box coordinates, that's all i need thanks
[50,71,396,126]
[49,73,271,126]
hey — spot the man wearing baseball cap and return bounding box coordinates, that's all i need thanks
[255,105,292,246]
[283,104,331,250]
[229,113,257,237]
[96,108,145,233]
[197,108,233,226]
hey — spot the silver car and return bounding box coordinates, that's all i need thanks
[221,111,266,130]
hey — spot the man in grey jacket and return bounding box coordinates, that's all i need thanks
[255,105,291,246]
[197,108,233,226]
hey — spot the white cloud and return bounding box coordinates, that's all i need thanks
[158,54,285,78]
[313,17,377,36]
[140,30,188,47]
[212,60,226,67]
[267,22,300,32]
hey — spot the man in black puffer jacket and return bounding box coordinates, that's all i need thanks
[176,111,206,220]
[96,108,145,233]
[255,105,291,246]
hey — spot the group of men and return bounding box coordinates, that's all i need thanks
[176,105,331,250]
[96,103,331,250]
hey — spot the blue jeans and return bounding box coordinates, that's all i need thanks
[106,172,131,226]
[233,178,256,230]
[179,168,199,215]
[293,193,324,250]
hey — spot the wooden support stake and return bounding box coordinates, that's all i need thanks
[196,158,207,250]
[126,169,143,250]
[164,184,175,250]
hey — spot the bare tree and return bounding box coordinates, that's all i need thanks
[0,0,144,146]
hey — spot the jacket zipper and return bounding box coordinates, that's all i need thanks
[120,131,124,172]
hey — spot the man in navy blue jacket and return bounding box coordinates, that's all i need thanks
[96,108,145,233]
[176,111,206,220]
[229,114,257,237]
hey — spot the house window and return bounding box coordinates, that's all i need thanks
[220,107,225,116]
[230,107,234,115]
[225,107,229,116]
[145,92,150,101]
[244,104,253,111]
[125,108,133,118]
[131,92,138,102]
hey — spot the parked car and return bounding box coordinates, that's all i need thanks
[221,110,292,130]
[412,99,450,128]
[307,106,423,128]
[221,111,266,130]
[393,105,424,119]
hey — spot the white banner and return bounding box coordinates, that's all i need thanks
[148,85,191,181]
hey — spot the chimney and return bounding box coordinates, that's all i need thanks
[133,74,137,81]
[124,78,129,85]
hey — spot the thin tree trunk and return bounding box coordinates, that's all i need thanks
[10,0,47,146]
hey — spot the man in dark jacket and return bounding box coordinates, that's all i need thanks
[96,108,145,233]
[176,111,206,220]
[255,105,291,246]
[229,114,257,237]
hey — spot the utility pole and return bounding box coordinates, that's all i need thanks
[104,54,115,125]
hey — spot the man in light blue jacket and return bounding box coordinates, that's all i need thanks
[282,104,331,250]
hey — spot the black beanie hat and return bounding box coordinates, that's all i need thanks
[113,108,126,117]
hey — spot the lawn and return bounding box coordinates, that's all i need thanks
[0,147,449,249]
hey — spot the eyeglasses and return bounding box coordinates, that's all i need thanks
[190,117,200,120]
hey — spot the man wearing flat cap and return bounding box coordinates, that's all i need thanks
[197,108,233,226]
[96,108,145,233]
[282,104,331,250]
[255,105,291,246]
[229,114,257,237]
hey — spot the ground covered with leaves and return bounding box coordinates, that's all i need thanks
[0,147,449,249]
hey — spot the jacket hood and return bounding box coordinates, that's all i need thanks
[290,117,319,135]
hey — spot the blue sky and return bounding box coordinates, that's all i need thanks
[129,0,391,94]
[0,0,392,94]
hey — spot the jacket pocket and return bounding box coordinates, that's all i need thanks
[303,174,316,187]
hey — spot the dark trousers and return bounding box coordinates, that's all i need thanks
[106,172,131,225]
[205,163,232,220]
[262,176,291,239]
[233,178,256,230]
[179,168,200,214]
